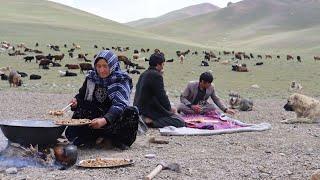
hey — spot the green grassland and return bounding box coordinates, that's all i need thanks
[0,0,319,101]
[1,47,320,101]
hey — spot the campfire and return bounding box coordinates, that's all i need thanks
[0,141,78,170]
[0,142,56,168]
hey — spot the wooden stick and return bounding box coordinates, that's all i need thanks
[145,165,163,180]
[62,103,73,112]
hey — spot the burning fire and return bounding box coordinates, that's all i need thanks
[0,142,57,168]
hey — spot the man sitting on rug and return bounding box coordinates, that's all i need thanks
[133,52,186,128]
[177,72,236,115]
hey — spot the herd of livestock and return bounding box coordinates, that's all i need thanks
[1,41,320,87]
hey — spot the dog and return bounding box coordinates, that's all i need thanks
[228,92,253,111]
[282,93,320,124]
[289,81,302,92]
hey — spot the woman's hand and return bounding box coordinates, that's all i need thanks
[89,118,107,129]
[70,98,77,108]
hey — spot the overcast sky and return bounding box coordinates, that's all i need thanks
[49,0,242,23]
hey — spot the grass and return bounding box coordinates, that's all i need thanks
[1,46,320,101]
[0,0,320,101]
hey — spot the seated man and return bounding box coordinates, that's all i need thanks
[133,52,185,128]
[177,72,235,115]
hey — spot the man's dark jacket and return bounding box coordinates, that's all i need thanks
[133,67,173,120]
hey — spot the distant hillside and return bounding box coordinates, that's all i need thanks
[126,3,219,29]
[0,0,206,50]
[141,0,320,53]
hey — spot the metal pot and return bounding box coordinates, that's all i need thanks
[54,144,78,167]
[0,119,66,146]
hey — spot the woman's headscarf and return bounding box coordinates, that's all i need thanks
[87,50,132,88]
[86,50,133,115]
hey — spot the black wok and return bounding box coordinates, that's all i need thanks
[0,119,66,146]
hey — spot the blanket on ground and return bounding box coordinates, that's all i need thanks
[159,111,271,136]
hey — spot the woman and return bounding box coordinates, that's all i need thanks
[65,50,138,149]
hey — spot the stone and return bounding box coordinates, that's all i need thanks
[145,154,156,159]
[5,167,18,174]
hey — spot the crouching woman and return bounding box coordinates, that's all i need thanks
[65,50,138,149]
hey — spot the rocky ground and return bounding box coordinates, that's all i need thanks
[0,90,319,180]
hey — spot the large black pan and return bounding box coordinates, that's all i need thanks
[0,119,66,146]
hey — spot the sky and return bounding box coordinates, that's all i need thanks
[49,0,242,23]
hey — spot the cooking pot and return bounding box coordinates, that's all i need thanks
[54,144,78,167]
[0,119,66,146]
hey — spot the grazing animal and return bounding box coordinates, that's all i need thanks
[24,56,34,62]
[204,54,210,61]
[297,56,302,62]
[255,62,264,66]
[35,55,46,62]
[52,62,61,67]
[65,71,77,77]
[282,93,320,124]
[127,68,141,75]
[235,53,242,60]
[68,48,75,53]
[30,74,41,80]
[65,64,80,69]
[265,55,272,59]
[17,71,28,78]
[289,81,302,92]
[179,54,184,64]
[314,56,320,61]
[79,63,93,73]
[228,92,253,111]
[59,70,77,77]
[287,55,294,60]
[135,65,145,70]
[243,54,250,59]
[118,55,136,69]
[1,74,8,80]
[277,55,280,59]
[68,52,73,58]
[200,61,209,66]
[39,59,52,69]
[53,54,65,62]
[223,51,231,55]
[257,55,262,59]
[72,43,81,49]
[166,59,174,62]
[232,64,248,72]
[8,70,22,87]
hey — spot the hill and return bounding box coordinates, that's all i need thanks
[126,3,219,29]
[139,0,320,53]
[0,0,205,50]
